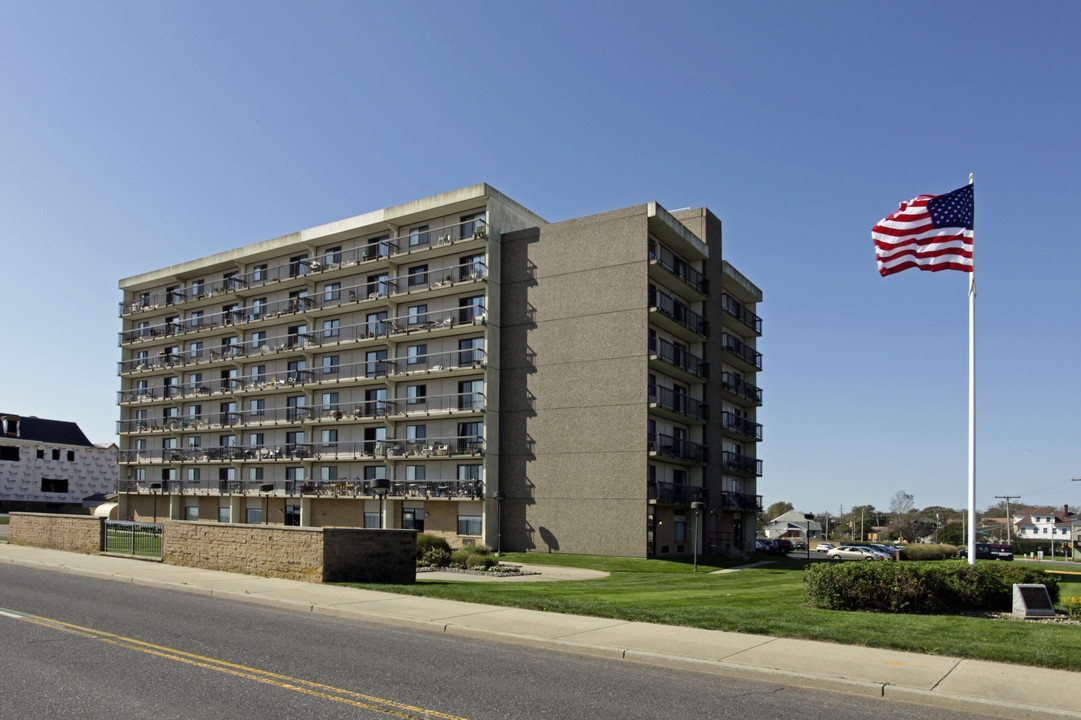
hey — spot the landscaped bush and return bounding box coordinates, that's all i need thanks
[804,561,1059,614]
[1063,596,1081,620]
[449,544,496,570]
[416,534,452,567]
[897,544,958,561]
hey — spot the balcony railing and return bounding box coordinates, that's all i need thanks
[650,287,708,337]
[648,432,708,464]
[649,240,708,295]
[721,333,762,370]
[118,392,484,434]
[718,491,763,513]
[648,481,707,505]
[720,451,762,476]
[720,411,762,440]
[117,478,484,500]
[118,435,484,464]
[118,266,487,345]
[648,385,708,422]
[118,346,485,404]
[119,218,488,316]
[648,337,708,379]
[720,293,762,334]
[721,372,762,405]
[118,303,486,375]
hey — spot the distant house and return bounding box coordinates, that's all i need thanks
[1013,506,1075,543]
[0,413,117,513]
[764,510,821,540]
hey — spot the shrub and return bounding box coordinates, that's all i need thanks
[448,544,495,570]
[416,533,450,560]
[466,553,497,570]
[1063,596,1081,620]
[418,547,451,568]
[898,544,958,561]
[804,561,1059,614]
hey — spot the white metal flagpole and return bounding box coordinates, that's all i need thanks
[966,172,977,565]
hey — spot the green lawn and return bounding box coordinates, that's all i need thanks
[341,553,1081,671]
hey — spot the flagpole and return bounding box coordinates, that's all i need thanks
[967,172,976,565]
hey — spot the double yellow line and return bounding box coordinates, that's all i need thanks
[0,608,469,719]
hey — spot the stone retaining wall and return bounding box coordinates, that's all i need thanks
[9,513,102,554]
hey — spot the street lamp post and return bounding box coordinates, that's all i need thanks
[804,513,814,559]
[149,482,161,522]
[492,490,505,555]
[691,502,706,572]
[373,478,390,528]
[260,483,274,525]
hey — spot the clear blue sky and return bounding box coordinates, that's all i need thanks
[3,1,1079,517]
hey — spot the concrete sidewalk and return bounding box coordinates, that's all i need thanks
[1,543,1077,719]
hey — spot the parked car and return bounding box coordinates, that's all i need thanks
[755,539,772,552]
[826,545,886,561]
[871,544,899,558]
[815,542,835,552]
[957,543,1013,561]
[793,540,807,550]
[773,538,794,553]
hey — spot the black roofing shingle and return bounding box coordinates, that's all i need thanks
[0,414,94,447]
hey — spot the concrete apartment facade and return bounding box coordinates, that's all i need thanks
[116,185,762,558]
[0,414,118,513]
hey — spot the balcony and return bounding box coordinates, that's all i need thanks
[118,434,484,464]
[648,385,708,423]
[118,266,488,346]
[119,218,488,316]
[117,478,484,500]
[720,372,762,406]
[648,481,707,505]
[718,491,763,513]
[720,294,761,335]
[649,286,708,340]
[648,432,708,465]
[720,451,762,477]
[720,411,762,441]
[117,347,485,405]
[117,391,485,434]
[648,240,708,298]
[721,333,762,371]
[648,337,708,381]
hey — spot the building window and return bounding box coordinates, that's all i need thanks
[674,516,687,543]
[322,355,340,375]
[184,506,199,521]
[252,264,267,283]
[407,344,426,365]
[67,450,75,461]
[408,265,428,288]
[458,296,484,324]
[323,318,340,338]
[289,254,308,278]
[218,507,231,523]
[364,512,381,529]
[0,446,18,461]
[321,392,339,412]
[252,331,266,349]
[323,246,342,266]
[52,449,60,460]
[285,504,301,526]
[41,478,69,493]
[406,464,425,481]
[320,465,338,481]
[457,514,482,536]
[246,508,262,524]
[324,283,341,302]
[409,225,429,248]
[407,306,427,327]
[407,384,426,406]
[460,213,485,239]
[402,508,422,530]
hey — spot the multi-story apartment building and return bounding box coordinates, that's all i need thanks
[0,413,117,512]
[116,185,762,558]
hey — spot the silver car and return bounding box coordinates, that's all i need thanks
[826,545,886,561]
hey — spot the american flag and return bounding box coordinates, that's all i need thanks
[872,184,973,276]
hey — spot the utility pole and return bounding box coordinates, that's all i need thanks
[995,495,1021,544]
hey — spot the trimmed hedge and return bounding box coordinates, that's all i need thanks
[897,544,958,561]
[804,561,1059,614]
[417,534,452,567]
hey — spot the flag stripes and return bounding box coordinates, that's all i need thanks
[872,185,973,276]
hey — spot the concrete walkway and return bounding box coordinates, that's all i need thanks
[1,543,1077,719]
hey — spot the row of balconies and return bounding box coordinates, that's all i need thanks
[118,305,485,374]
[720,411,763,441]
[648,432,708,465]
[649,286,708,338]
[649,240,709,296]
[648,385,709,423]
[721,372,762,406]
[119,271,486,345]
[718,491,763,512]
[720,293,762,335]
[119,218,488,316]
[646,485,760,512]
[119,392,484,434]
[720,451,763,476]
[118,348,485,404]
[721,333,762,371]
[118,478,484,500]
[119,435,484,465]
[649,337,708,380]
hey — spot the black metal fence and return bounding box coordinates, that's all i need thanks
[104,521,164,558]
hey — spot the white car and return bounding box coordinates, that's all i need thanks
[826,545,886,561]
[815,542,835,552]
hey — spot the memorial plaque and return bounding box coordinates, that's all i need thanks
[1013,584,1055,617]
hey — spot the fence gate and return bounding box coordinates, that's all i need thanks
[104,520,164,558]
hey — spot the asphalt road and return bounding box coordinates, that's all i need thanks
[0,564,994,720]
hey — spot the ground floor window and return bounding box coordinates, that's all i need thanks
[285,504,300,526]
[246,508,262,524]
[184,506,198,521]
[457,514,482,536]
[218,507,231,523]
[364,511,381,529]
